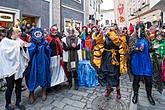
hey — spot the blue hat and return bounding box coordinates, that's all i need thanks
[32,28,44,42]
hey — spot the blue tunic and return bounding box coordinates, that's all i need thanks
[25,40,51,92]
[131,34,153,76]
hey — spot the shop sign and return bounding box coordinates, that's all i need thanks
[0,13,13,22]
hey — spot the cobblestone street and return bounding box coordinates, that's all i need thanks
[0,75,165,110]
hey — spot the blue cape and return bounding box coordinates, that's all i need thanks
[25,28,51,91]
[131,34,153,76]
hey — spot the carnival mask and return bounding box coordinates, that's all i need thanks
[32,28,44,42]
[50,26,58,36]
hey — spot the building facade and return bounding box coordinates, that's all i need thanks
[100,9,115,27]
[61,0,84,32]
[127,0,161,28]
[84,0,103,26]
[150,0,165,24]
[0,0,52,29]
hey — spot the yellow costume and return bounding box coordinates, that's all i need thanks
[109,31,128,74]
[92,33,105,69]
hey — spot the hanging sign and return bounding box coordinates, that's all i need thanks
[0,13,13,22]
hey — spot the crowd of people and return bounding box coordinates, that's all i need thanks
[0,19,165,110]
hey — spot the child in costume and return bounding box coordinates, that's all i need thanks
[25,28,51,103]
[47,25,66,87]
[0,27,29,110]
[131,22,155,105]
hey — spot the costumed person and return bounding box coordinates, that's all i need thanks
[131,22,155,105]
[84,28,93,60]
[127,23,136,82]
[161,26,165,82]
[62,27,81,90]
[150,28,165,93]
[44,28,49,39]
[92,30,105,70]
[47,25,67,87]
[99,26,122,99]
[25,28,51,104]
[81,26,88,59]
[20,24,32,92]
[0,27,29,110]
[119,28,128,74]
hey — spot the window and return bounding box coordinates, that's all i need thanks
[90,0,92,6]
[93,1,95,9]
[105,20,109,25]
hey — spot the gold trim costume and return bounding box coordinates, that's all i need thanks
[92,33,105,69]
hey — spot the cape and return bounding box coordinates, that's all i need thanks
[131,35,153,76]
[0,38,29,80]
[25,39,51,91]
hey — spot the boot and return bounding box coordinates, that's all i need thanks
[132,92,138,104]
[146,88,155,105]
[116,89,121,99]
[68,81,72,89]
[68,72,72,89]
[74,78,79,90]
[105,86,111,97]
[29,92,35,104]
[147,95,155,105]
[41,88,47,101]
[5,104,15,110]
[145,77,155,105]
[132,76,140,104]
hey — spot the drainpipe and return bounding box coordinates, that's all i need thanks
[49,0,53,28]
[60,0,62,32]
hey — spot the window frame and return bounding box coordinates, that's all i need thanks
[74,0,81,4]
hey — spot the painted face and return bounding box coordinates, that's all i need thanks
[82,28,86,32]
[51,26,58,36]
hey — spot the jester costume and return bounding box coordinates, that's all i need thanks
[25,28,51,103]
[47,26,66,87]
[131,23,155,105]
[81,26,93,60]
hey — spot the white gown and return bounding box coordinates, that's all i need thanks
[0,38,29,80]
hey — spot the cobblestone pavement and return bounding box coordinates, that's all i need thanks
[0,75,165,110]
[136,84,165,110]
